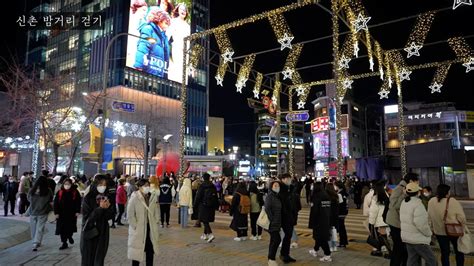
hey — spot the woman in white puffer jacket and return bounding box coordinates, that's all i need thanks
[368,182,390,258]
[400,182,436,266]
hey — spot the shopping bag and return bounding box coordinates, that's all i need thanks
[257,207,270,230]
[330,226,337,242]
[458,227,473,254]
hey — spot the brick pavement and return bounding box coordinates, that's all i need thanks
[0,207,472,266]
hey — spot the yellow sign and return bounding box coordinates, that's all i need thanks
[465,111,474,122]
[89,124,101,154]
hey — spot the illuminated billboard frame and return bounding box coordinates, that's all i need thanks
[126,0,193,83]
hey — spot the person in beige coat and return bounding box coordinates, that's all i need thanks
[178,178,193,228]
[127,179,160,266]
[428,184,466,266]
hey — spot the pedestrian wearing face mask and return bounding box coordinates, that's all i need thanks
[277,174,297,263]
[80,174,115,266]
[127,179,160,266]
[265,181,282,266]
[420,186,433,210]
[54,178,82,250]
[3,176,18,216]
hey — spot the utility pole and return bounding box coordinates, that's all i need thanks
[143,125,149,178]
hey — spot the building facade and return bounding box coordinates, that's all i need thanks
[384,102,474,197]
[37,0,209,176]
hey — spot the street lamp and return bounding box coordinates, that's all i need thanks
[162,134,173,177]
[97,32,156,173]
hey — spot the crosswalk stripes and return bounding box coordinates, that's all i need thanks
[169,206,474,241]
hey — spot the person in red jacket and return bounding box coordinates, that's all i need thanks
[115,179,127,226]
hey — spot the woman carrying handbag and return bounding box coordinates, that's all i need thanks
[428,184,467,266]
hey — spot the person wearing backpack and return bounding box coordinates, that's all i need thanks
[230,182,250,241]
[193,173,218,243]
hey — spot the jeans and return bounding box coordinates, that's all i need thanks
[291,228,298,242]
[19,193,30,215]
[280,225,293,257]
[30,215,47,246]
[116,204,125,223]
[406,243,436,266]
[436,235,465,266]
[180,206,189,228]
[160,204,170,225]
[4,198,15,215]
[268,230,281,260]
[338,216,348,245]
[203,222,212,235]
[389,225,407,266]
[250,212,262,236]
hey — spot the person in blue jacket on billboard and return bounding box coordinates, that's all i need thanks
[133,7,171,78]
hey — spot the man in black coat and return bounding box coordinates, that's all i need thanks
[194,173,218,243]
[3,176,19,216]
[278,173,297,263]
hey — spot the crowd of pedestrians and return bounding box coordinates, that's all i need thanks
[1,169,471,266]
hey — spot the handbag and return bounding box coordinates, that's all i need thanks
[257,207,270,230]
[188,207,193,215]
[366,225,380,248]
[443,197,464,237]
[457,227,473,254]
[82,218,99,240]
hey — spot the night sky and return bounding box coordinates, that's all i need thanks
[1,1,473,153]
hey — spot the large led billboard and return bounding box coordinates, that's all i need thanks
[126,0,193,83]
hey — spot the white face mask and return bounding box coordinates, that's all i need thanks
[64,184,72,190]
[272,187,280,193]
[423,192,430,197]
[142,186,150,194]
[97,185,106,194]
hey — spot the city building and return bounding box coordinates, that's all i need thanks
[310,84,367,177]
[31,0,209,176]
[384,102,474,197]
[207,117,224,155]
[255,110,305,177]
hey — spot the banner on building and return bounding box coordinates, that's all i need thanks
[89,124,101,154]
[101,127,113,171]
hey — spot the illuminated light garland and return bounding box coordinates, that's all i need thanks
[343,7,359,58]
[353,13,371,33]
[215,60,228,86]
[365,29,374,71]
[453,0,472,10]
[268,13,294,50]
[375,41,384,80]
[448,36,472,61]
[272,80,281,107]
[397,82,407,177]
[235,54,256,91]
[284,43,303,69]
[214,28,233,61]
[288,86,294,177]
[188,44,203,71]
[384,52,393,88]
[404,11,436,58]
[429,64,451,93]
[253,72,263,99]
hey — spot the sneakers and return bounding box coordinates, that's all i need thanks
[309,249,318,257]
[160,224,164,228]
[200,234,208,240]
[241,237,247,241]
[166,224,171,228]
[268,259,278,266]
[32,244,38,252]
[257,235,262,240]
[319,256,332,262]
[251,236,258,241]
[233,237,242,241]
[68,237,74,245]
[290,242,298,249]
[59,243,68,250]
[280,255,296,263]
[330,246,338,252]
[207,234,215,243]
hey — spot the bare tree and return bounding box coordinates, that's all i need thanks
[0,61,102,175]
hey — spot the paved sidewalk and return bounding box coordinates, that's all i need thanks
[0,217,30,250]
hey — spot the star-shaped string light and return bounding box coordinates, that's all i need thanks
[342,78,353,89]
[378,90,389,99]
[278,33,294,50]
[282,67,294,80]
[297,100,305,109]
[404,42,423,58]
[221,49,234,63]
[353,13,371,33]
[429,82,442,93]
[338,55,351,70]
[253,89,260,99]
[453,0,472,10]
[271,95,278,105]
[215,75,223,86]
[399,68,412,81]
[235,79,245,93]
[296,86,306,96]
[462,57,474,73]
